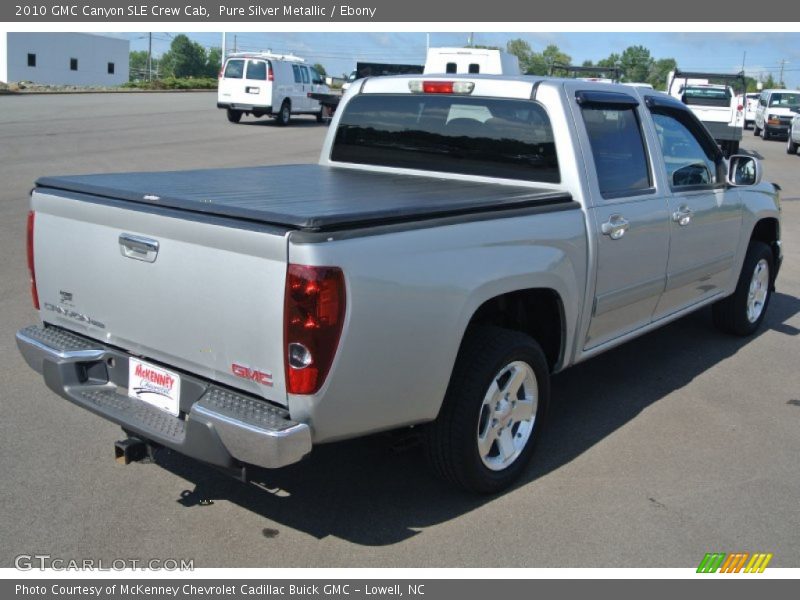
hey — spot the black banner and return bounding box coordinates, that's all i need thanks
[2,0,792,22]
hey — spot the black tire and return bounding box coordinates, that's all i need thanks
[712,241,773,336]
[275,100,291,126]
[753,124,761,136]
[425,326,550,494]
[762,126,771,141]
[316,108,325,123]
[226,109,242,123]
[787,127,798,154]
[728,141,739,156]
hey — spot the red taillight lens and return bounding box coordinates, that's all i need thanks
[737,104,744,112]
[284,264,346,395]
[268,65,274,82]
[423,81,454,94]
[26,210,39,310]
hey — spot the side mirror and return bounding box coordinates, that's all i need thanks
[727,155,762,186]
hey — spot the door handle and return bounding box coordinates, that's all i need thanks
[601,215,630,240]
[119,233,159,263]
[672,205,693,226]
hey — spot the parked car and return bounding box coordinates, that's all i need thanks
[744,92,760,129]
[217,52,329,125]
[19,76,781,493]
[754,89,800,140]
[788,113,800,154]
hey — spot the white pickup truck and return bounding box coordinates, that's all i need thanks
[668,70,746,157]
[18,75,782,493]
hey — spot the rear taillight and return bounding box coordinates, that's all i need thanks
[26,210,39,309]
[737,104,744,112]
[284,264,346,395]
[268,64,274,82]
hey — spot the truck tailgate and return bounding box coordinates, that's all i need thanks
[31,190,291,406]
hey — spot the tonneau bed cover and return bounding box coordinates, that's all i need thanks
[36,164,572,232]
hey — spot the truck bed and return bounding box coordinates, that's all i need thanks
[36,164,572,232]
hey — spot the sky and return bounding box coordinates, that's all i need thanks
[113,31,800,89]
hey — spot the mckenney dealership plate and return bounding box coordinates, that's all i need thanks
[127,357,181,416]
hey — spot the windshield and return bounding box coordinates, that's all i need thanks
[331,93,559,183]
[769,93,800,108]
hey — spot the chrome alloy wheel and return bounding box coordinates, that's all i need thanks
[747,258,770,323]
[476,360,538,471]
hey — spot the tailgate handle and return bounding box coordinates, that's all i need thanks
[119,233,159,263]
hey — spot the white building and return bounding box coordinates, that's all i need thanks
[0,33,129,86]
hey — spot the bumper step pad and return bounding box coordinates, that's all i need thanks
[16,324,312,469]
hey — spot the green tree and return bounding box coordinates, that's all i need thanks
[506,39,571,75]
[313,63,327,77]
[619,45,654,83]
[506,38,535,74]
[128,50,149,81]
[648,57,677,90]
[205,47,222,78]
[159,34,208,78]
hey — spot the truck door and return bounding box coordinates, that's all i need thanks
[644,101,742,318]
[575,91,671,349]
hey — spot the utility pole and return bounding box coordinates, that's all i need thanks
[221,32,226,62]
[467,32,473,47]
[147,32,152,81]
[234,34,238,53]
[779,59,787,86]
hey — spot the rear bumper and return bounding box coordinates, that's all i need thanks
[16,324,311,470]
[701,121,743,142]
[217,102,272,113]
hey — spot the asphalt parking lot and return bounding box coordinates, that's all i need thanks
[1,92,798,568]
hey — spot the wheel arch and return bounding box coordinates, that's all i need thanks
[458,288,566,374]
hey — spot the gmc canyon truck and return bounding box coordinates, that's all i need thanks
[18,75,782,493]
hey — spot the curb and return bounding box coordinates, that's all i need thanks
[0,88,217,96]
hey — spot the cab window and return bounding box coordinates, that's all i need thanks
[580,103,652,198]
[650,110,719,188]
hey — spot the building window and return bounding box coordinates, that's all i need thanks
[107,62,115,75]
[70,58,78,71]
[27,53,36,67]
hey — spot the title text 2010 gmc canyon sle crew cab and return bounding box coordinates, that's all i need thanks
[17,75,782,493]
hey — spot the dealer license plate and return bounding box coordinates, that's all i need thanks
[127,357,181,417]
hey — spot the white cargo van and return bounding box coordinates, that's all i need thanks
[424,47,520,75]
[217,52,329,125]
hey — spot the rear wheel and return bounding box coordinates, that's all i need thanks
[425,326,549,493]
[788,127,798,154]
[316,108,325,123]
[712,241,773,336]
[275,100,291,126]
[226,108,242,123]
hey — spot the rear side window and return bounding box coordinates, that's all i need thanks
[300,66,310,83]
[446,62,457,74]
[581,104,651,198]
[681,87,731,107]
[246,60,267,81]
[292,64,301,83]
[331,94,559,183]
[223,60,244,79]
[468,63,480,74]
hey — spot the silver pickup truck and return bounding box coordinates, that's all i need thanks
[17,75,782,493]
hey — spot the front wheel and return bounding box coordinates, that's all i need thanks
[712,241,773,336]
[425,326,549,493]
[762,126,771,141]
[753,124,761,136]
[788,127,799,154]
